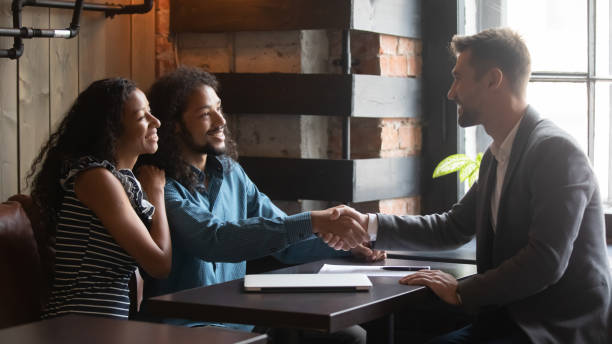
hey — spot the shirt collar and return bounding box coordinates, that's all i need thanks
[189,156,225,182]
[490,115,523,164]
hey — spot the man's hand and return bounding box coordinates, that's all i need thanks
[311,207,370,250]
[330,205,368,230]
[399,270,460,305]
[351,243,386,262]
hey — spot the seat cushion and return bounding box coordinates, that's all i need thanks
[0,201,44,329]
[8,194,55,302]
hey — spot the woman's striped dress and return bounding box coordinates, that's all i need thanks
[42,157,154,319]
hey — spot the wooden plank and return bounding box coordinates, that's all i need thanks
[216,73,419,118]
[131,0,155,91]
[217,73,352,116]
[238,157,420,202]
[170,0,420,37]
[0,0,18,200]
[353,157,420,202]
[105,0,132,78]
[238,157,354,202]
[352,75,421,118]
[19,6,50,193]
[79,0,106,90]
[352,0,421,38]
[171,0,350,34]
[421,0,459,214]
[50,8,79,129]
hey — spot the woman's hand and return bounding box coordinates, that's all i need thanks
[137,165,165,196]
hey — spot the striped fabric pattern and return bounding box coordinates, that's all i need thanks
[42,157,153,320]
[42,192,136,319]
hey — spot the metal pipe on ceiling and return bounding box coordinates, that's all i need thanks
[0,0,153,59]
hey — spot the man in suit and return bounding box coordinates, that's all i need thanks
[335,28,611,343]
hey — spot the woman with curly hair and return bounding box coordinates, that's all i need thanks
[28,78,171,319]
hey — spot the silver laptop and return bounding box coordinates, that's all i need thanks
[244,273,372,292]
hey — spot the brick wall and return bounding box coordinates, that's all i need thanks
[328,32,423,215]
[153,8,422,216]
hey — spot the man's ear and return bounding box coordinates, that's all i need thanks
[487,68,503,89]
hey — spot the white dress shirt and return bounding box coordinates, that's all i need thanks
[366,116,524,237]
[489,116,523,231]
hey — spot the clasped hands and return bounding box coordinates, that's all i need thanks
[311,205,459,305]
[311,205,384,261]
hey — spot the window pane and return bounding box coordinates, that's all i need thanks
[506,0,587,73]
[595,82,612,203]
[596,0,612,76]
[526,82,588,153]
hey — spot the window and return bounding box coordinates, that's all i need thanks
[460,0,612,206]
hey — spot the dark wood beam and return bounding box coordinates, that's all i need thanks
[217,73,421,118]
[171,0,421,38]
[238,157,420,203]
[420,0,459,214]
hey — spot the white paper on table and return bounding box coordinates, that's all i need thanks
[318,264,417,277]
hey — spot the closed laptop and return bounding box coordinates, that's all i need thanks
[244,273,372,292]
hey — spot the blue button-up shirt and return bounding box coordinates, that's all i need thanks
[141,156,347,329]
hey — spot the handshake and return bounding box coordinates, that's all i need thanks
[310,205,371,251]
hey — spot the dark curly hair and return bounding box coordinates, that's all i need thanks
[27,78,138,233]
[139,67,238,192]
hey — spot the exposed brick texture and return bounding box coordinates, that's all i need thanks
[155,0,176,77]
[154,7,423,215]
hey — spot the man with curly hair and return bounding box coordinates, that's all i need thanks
[137,66,381,343]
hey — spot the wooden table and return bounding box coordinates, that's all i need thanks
[0,314,267,344]
[387,239,477,264]
[143,258,476,343]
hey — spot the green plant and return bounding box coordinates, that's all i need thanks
[432,153,483,187]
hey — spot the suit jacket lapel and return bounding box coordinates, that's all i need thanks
[476,150,497,273]
[496,106,542,229]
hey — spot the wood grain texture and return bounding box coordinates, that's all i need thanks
[105,0,132,79]
[0,0,18,200]
[50,8,78,129]
[170,0,421,38]
[171,0,350,33]
[131,0,155,91]
[19,6,50,193]
[216,73,421,118]
[78,0,106,91]
[238,156,420,202]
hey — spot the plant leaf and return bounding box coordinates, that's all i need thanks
[467,166,479,187]
[459,161,478,182]
[432,154,472,178]
[476,152,483,164]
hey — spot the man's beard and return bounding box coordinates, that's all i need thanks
[457,105,479,128]
[180,125,226,156]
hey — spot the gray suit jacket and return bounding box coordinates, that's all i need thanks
[375,106,611,343]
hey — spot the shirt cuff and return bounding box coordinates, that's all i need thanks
[367,213,378,241]
[284,212,314,244]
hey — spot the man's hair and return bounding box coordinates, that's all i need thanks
[139,66,238,192]
[450,28,531,94]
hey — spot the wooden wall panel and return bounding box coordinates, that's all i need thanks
[106,0,132,78]
[0,0,18,200]
[19,7,50,193]
[0,3,156,198]
[131,0,155,91]
[79,2,106,91]
[50,8,78,129]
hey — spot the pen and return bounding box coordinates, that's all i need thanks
[381,266,430,271]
